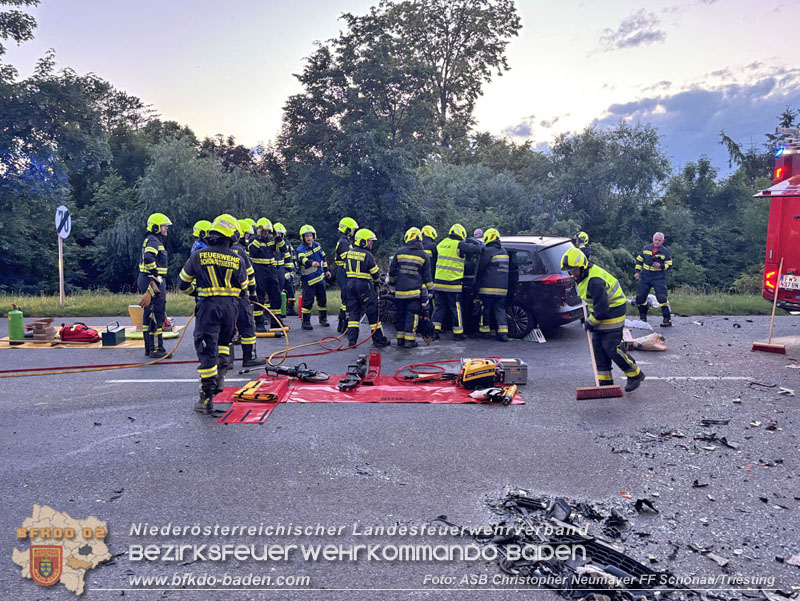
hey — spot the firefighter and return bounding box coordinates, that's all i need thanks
[232,219,265,368]
[562,248,645,392]
[573,231,592,259]
[431,223,482,340]
[635,231,673,327]
[389,227,433,348]
[191,220,212,254]
[249,218,282,331]
[137,212,171,358]
[334,217,359,333]
[476,228,510,342]
[178,214,249,414]
[274,222,297,316]
[344,228,391,347]
[421,225,438,266]
[239,218,256,245]
[296,224,331,330]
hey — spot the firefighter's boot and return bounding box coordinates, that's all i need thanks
[286,300,298,316]
[302,314,313,330]
[660,305,672,327]
[242,344,266,368]
[625,371,646,392]
[319,310,330,327]
[150,335,167,359]
[143,331,154,357]
[372,329,391,347]
[255,315,268,333]
[194,379,216,414]
[337,309,347,334]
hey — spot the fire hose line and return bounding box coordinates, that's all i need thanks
[0,299,375,378]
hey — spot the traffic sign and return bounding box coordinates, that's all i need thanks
[55,205,71,239]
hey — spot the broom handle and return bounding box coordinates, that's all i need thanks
[767,257,783,344]
[582,302,600,387]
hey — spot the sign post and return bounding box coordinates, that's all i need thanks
[55,205,71,307]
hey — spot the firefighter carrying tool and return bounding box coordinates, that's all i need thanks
[137,212,172,358]
[562,248,645,393]
[344,229,391,347]
[179,214,250,414]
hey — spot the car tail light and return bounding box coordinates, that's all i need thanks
[765,269,777,292]
[541,275,571,285]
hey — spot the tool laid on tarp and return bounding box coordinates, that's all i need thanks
[232,380,280,402]
[753,256,787,354]
[239,361,329,380]
[337,350,382,391]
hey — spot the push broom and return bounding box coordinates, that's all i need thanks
[752,257,786,354]
[576,303,624,399]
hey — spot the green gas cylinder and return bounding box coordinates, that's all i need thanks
[8,306,24,343]
[280,291,287,317]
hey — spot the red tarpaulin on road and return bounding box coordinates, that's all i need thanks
[214,374,524,423]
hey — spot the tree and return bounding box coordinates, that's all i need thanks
[0,0,39,57]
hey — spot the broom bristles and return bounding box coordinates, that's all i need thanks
[576,385,624,400]
[751,342,786,354]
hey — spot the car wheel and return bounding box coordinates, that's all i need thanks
[378,295,397,325]
[506,302,535,339]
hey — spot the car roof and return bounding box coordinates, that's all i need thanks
[500,235,572,248]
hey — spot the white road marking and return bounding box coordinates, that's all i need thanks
[649,376,752,381]
[106,378,251,383]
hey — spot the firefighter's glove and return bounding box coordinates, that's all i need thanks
[584,319,597,332]
[138,290,153,308]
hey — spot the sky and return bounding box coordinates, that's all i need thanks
[4,0,800,172]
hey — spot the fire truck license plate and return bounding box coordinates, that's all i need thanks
[781,275,800,290]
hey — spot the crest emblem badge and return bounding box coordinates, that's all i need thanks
[30,545,62,586]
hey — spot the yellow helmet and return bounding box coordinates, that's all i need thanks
[421,225,437,240]
[561,247,588,271]
[299,224,316,238]
[404,227,422,243]
[483,228,500,244]
[147,212,172,234]
[273,222,287,236]
[236,219,253,237]
[210,214,238,238]
[338,217,359,235]
[239,218,256,232]
[192,220,212,239]
[575,231,589,246]
[256,217,273,232]
[354,228,377,248]
[449,223,467,240]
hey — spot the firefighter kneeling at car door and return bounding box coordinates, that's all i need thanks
[562,248,646,392]
[231,219,266,368]
[138,212,172,358]
[178,214,249,414]
[635,231,673,327]
[389,227,433,348]
[344,229,391,348]
[476,228,509,342]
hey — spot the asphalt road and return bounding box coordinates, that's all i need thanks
[1,314,799,600]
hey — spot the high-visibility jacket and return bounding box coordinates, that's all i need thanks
[296,241,327,285]
[635,244,672,277]
[231,242,257,295]
[434,236,481,292]
[577,264,627,331]
[248,235,277,268]
[344,247,380,281]
[389,239,433,299]
[334,235,352,271]
[178,244,248,298]
[139,233,168,276]
[476,240,509,296]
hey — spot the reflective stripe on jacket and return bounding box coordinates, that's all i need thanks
[477,240,509,296]
[139,233,168,276]
[577,264,627,330]
[635,244,672,275]
[389,239,433,299]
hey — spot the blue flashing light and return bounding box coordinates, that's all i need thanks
[775,146,785,157]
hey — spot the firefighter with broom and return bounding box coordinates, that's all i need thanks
[562,248,645,393]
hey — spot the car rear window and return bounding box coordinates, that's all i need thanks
[537,242,574,274]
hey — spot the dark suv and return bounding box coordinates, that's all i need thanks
[379,236,583,338]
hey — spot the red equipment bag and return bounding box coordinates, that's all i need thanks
[59,322,100,343]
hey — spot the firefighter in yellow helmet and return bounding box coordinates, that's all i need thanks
[137,213,172,358]
[476,228,510,342]
[296,225,332,330]
[178,214,249,413]
[561,247,645,392]
[273,223,297,316]
[334,217,359,333]
[421,225,438,265]
[249,217,282,331]
[191,220,212,254]
[343,228,390,347]
[389,227,433,348]
[431,223,481,340]
[572,231,592,259]
[232,219,265,368]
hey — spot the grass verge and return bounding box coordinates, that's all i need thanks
[0,290,343,318]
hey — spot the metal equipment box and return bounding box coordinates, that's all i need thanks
[102,321,126,346]
[497,358,528,384]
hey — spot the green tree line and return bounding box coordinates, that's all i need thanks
[0,0,795,295]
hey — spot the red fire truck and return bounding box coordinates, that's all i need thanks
[755,127,800,312]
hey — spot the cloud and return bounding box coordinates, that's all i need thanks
[592,68,800,170]
[502,115,535,138]
[598,10,667,52]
